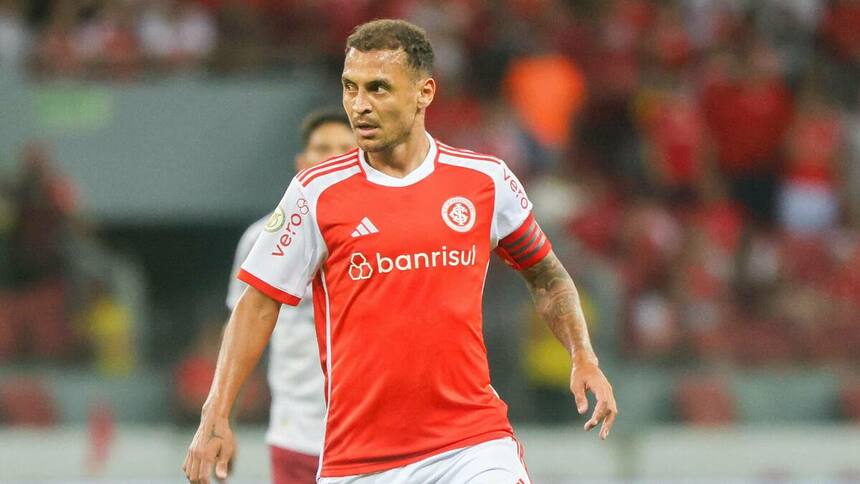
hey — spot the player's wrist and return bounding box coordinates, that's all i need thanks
[572,351,599,370]
[201,398,233,420]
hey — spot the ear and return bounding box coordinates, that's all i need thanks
[417,77,436,111]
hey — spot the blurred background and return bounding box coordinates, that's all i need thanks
[1,0,859,482]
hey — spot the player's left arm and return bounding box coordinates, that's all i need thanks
[518,250,618,440]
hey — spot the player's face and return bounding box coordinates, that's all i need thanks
[297,122,356,171]
[341,48,432,153]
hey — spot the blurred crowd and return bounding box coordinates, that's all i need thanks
[534,0,860,368]
[1,0,860,425]
[2,0,860,366]
[0,143,78,360]
[0,143,135,369]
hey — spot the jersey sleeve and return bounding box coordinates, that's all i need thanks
[238,178,326,306]
[226,218,266,310]
[492,161,552,270]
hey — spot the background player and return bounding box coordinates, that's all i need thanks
[225,109,354,484]
[185,19,616,484]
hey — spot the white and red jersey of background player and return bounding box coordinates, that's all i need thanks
[226,217,325,457]
[239,132,551,478]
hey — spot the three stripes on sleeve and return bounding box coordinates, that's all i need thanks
[495,213,552,270]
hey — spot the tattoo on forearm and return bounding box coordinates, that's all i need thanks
[521,253,595,361]
[549,291,576,320]
[209,426,223,440]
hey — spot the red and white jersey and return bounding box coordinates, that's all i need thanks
[239,133,551,477]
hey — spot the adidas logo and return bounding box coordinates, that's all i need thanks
[351,217,379,238]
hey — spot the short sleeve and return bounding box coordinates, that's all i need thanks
[238,177,326,306]
[491,161,534,242]
[492,161,552,270]
[226,217,267,310]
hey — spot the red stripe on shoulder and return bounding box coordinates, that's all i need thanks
[297,151,358,182]
[438,146,502,165]
[237,269,302,306]
[297,150,359,182]
[437,142,501,159]
[300,161,359,187]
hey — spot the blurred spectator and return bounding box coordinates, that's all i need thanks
[627,288,680,360]
[173,320,267,424]
[402,0,471,84]
[0,0,30,70]
[0,142,79,361]
[173,322,221,423]
[137,0,215,72]
[700,44,794,224]
[636,83,708,199]
[646,3,692,70]
[76,0,140,80]
[209,0,269,73]
[8,142,76,287]
[32,0,83,78]
[682,0,744,51]
[503,52,586,173]
[79,281,135,377]
[818,0,860,107]
[820,0,860,63]
[778,94,844,234]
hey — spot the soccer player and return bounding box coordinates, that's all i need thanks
[224,110,355,483]
[184,19,617,484]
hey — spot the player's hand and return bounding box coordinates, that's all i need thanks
[216,440,236,483]
[570,360,617,440]
[183,414,235,483]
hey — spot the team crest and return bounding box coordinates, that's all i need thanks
[264,207,286,232]
[441,196,476,233]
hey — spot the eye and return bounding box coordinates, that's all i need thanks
[368,82,389,93]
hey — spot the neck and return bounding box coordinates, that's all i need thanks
[365,124,430,179]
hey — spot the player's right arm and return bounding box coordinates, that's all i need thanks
[184,177,324,483]
[183,286,279,484]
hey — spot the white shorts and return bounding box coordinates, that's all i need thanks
[318,437,532,484]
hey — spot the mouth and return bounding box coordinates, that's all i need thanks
[354,121,379,137]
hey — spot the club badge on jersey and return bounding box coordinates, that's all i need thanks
[441,196,476,233]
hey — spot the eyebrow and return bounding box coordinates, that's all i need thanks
[341,76,393,90]
[368,79,392,90]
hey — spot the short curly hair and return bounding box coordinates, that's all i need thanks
[345,19,434,76]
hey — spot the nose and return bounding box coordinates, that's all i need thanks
[350,89,372,115]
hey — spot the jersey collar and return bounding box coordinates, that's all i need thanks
[358,132,437,187]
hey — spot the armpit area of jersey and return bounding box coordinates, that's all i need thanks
[495,212,552,270]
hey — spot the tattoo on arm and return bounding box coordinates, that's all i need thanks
[520,252,596,364]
